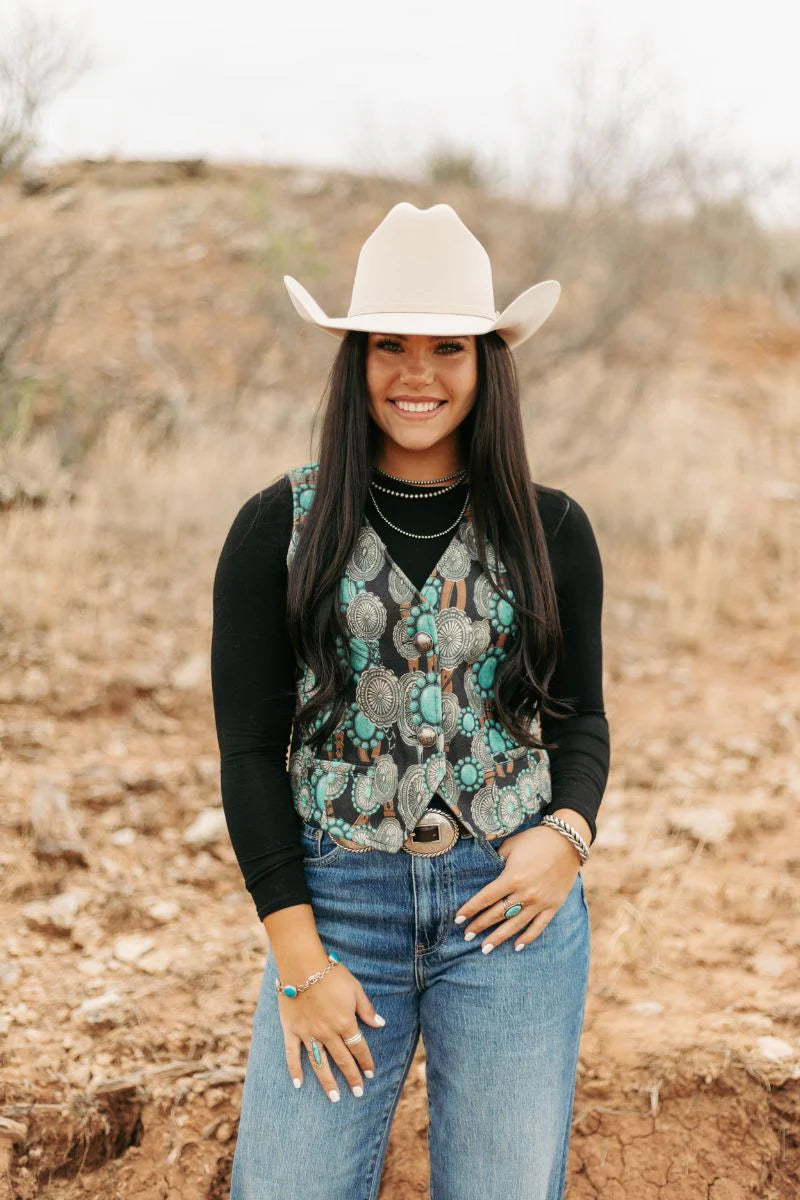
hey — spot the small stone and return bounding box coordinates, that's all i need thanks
[110,827,137,847]
[76,991,123,1027]
[755,1036,794,1061]
[112,934,155,963]
[752,952,794,978]
[147,899,179,923]
[183,807,227,846]
[629,1001,664,1015]
[170,653,207,691]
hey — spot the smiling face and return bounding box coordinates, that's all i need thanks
[365,332,478,475]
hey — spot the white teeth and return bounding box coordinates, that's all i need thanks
[392,399,442,412]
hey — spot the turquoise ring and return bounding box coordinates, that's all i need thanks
[502,900,523,919]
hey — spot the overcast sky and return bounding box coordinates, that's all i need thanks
[16,0,800,226]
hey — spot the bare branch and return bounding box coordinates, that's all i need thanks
[0,6,94,169]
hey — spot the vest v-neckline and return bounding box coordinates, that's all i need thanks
[363,504,472,609]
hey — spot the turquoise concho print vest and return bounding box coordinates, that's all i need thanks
[285,461,552,851]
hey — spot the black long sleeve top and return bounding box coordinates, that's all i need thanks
[211,469,610,922]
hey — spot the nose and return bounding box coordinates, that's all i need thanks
[401,349,435,382]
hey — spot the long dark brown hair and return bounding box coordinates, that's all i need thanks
[286,329,575,753]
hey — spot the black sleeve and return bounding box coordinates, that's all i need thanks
[538,493,610,845]
[210,474,313,922]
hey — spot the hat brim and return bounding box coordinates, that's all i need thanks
[282,276,560,350]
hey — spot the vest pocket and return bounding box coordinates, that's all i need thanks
[299,821,343,865]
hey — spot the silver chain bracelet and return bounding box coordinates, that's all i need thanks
[275,951,341,998]
[540,815,590,864]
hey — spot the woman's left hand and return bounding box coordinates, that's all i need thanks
[454,826,582,952]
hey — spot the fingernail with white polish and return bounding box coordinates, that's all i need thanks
[293,1077,302,1088]
[482,942,494,954]
[329,1089,340,1102]
[374,1014,386,1026]
[464,931,476,941]
[454,915,466,924]
[365,1070,374,1078]
[514,943,524,952]
[353,1086,363,1097]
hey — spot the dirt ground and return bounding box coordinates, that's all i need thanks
[2,624,798,1198]
[1,159,799,1198]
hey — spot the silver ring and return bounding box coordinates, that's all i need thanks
[309,1038,325,1068]
[502,896,524,919]
[344,1031,364,1045]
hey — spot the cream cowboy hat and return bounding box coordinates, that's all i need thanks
[283,201,560,351]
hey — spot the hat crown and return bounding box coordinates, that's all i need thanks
[348,202,498,320]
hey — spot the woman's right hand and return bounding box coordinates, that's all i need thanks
[277,959,386,1101]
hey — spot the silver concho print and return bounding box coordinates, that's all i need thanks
[373,816,406,852]
[474,573,498,618]
[436,606,472,668]
[387,563,417,605]
[530,753,552,807]
[298,662,320,702]
[294,780,315,822]
[397,764,432,829]
[470,784,499,834]
[459,520,479,559]
[346,591,387,642]
[393,616,421,660]
[289,746,315,790]
[347,526,385,582]
[466,618,491,662]
[435,758,458,805]
[463,669,486,715]
[397,669,427,744]
[514,756,551,815]
[371,754,399,803]
[437,539,471,581]
[352,769,383,816]
[493,780,525,829]
[355,667,400,728]
[441,690,460,741]
[313,759,354,803]
[472,728,497,771]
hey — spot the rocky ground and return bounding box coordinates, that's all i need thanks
[1,600,797,1198]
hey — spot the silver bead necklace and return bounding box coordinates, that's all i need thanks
[375,466,466,486]
[368,484,470,541]
[372,475,465,499]
[372,465,467,500]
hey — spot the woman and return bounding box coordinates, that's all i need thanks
[211,201,610,1200]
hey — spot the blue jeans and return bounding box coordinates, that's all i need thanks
[230,807,590,1200]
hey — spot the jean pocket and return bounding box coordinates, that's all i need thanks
[477,809,546,867]
[478,837,507,867]
[300,821,344,865]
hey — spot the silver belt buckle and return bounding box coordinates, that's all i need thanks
[403,808,460,856]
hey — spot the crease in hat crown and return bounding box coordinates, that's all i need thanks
[282,200,561,349]
[347,202,498,320]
